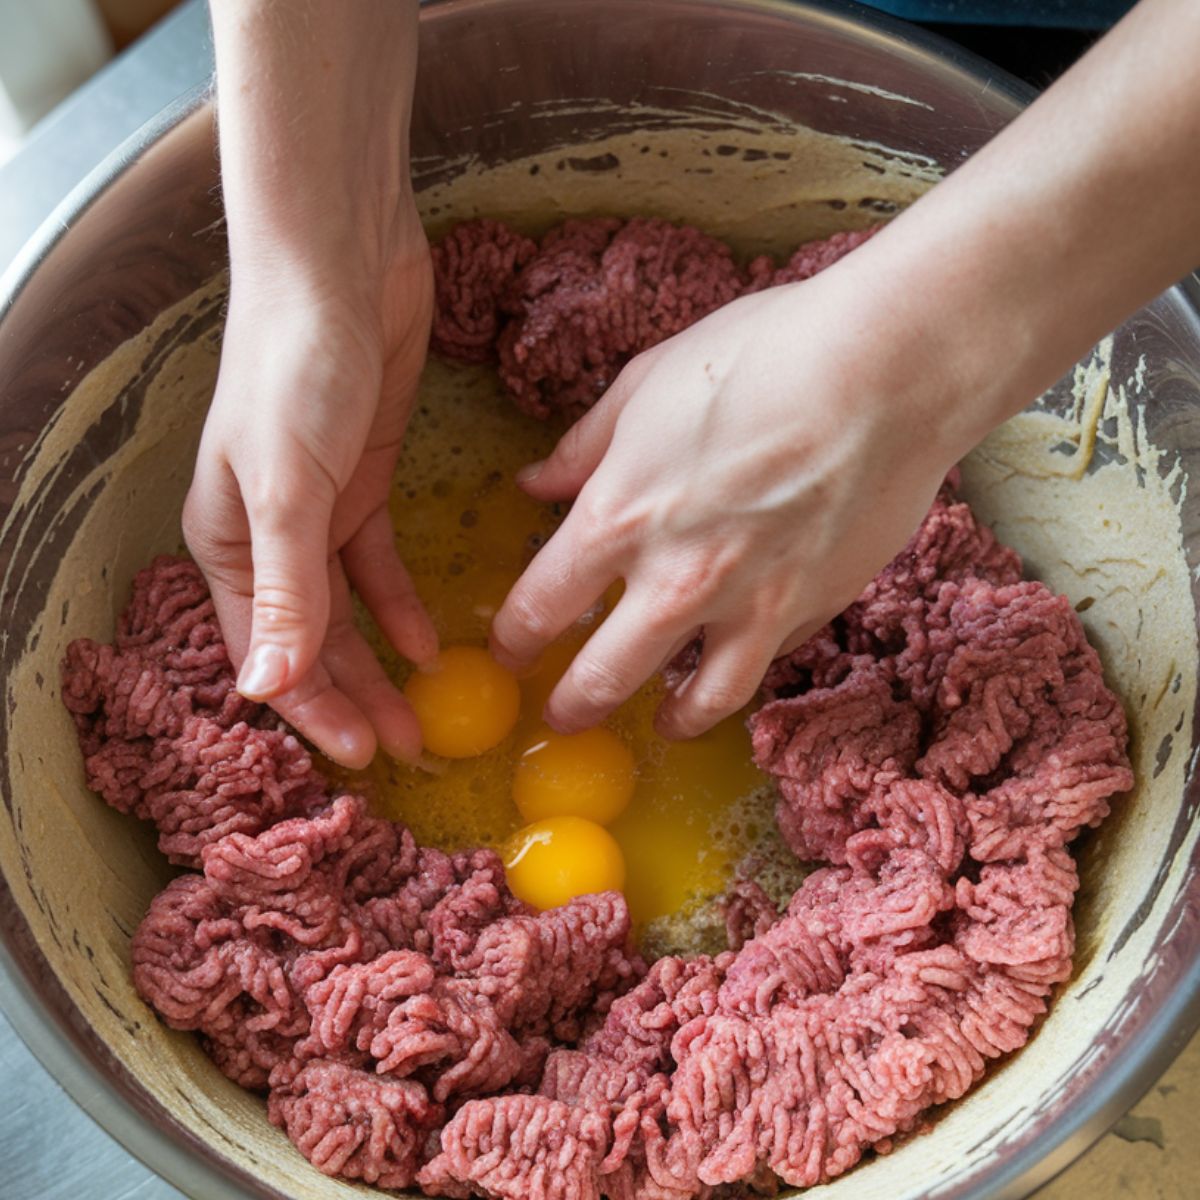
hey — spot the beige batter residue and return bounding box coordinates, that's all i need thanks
[416,121,937,255]
[1,115,1197,1200]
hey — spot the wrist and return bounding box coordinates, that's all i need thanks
[776,245,1006,478]
[817,208,1063,471]
[212,0,419,284]
[224,190,427,309]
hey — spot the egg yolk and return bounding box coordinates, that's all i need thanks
[338,373,795,952]
[513,727,637,824]
[503,816,626,910]
[404,644,521,759]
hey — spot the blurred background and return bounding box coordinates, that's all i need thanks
[0,0,177,164]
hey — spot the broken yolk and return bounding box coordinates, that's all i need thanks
[503,816,626,911]
[403,645,520,759]
[513,726,636,825]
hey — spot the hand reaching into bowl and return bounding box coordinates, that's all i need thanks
[489,272,966,742]
[491,0,1200,738]
[197,0,1200,765]
[186,0,434,768]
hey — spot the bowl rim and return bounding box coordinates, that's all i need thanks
[2,2,1199,1199]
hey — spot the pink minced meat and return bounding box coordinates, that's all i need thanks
[431,215,878,419]
[61,216,1132,1198]
[431,219,537,365]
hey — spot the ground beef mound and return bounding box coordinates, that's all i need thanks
[430,215,878,419]
[62,217,1132,1198]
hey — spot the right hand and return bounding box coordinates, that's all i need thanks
[491,270,966,741]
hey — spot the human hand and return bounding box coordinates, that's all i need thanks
[186,0,433,769]
[184,215,436,769]
[489,264,974,741]
[493,0,1200,743]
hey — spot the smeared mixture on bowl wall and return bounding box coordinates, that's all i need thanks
[60,215,1133,1199]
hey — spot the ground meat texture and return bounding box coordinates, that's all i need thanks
[766,225,879,286]
[401,486,1129,1197]
[419,1095,611,1200]
[431,219,538,364]
[72,566,643,1189]
[63,217,1133,1198]
[60,556,320,865]
[430,215,880,420]
[268,1057,442,1188]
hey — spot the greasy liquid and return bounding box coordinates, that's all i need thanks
[335,357,806,953]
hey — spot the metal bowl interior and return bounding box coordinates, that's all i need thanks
[2,2,1199,1199]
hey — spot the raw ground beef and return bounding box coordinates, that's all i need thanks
[431,214,877,418]
[62,216,1132,1199]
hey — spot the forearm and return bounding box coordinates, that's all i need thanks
[210,0,419,285]
[838,0,1200,459]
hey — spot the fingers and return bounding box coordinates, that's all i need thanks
[776,627,816,659]
[257,539,376,770]
[269,674,378,770]
[543,586,691,734]
[236,461,338,702]
[654,622,787,740]
[516,358,643,501]
[341,505,438,667]
[267,561,423,770]
[183,450,255,667]
[490,508,616,673]
[266,643,378,773]
[320,561,423,763]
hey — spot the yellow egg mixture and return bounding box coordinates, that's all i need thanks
[332,357,805,954]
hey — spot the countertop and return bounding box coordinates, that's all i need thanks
[0,3,1196,1197]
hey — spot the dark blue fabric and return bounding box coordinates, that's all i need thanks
[863,0,1134,27]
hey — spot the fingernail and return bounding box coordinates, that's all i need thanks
[381,724,423,765]
[515,460,545,485]
[237,644,290,699]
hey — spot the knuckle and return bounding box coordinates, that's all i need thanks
[246,480,309,530]
[251,581,318,634]
[574,489,636,546]
[643,568,713,631]
[688,678,753,721]
[749,577,795,624]
[503,587,555,642]
[570,654,632,711]
[240,462,335,533]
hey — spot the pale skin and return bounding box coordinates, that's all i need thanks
[193,0,1200,769]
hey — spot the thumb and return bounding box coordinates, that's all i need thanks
[516,356,646,500]
[236,465,337,702]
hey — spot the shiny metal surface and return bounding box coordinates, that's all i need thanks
[0,4,208,1197]
[1,3,1198,1200]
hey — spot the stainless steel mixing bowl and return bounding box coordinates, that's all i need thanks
[2,2,1199,1198]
